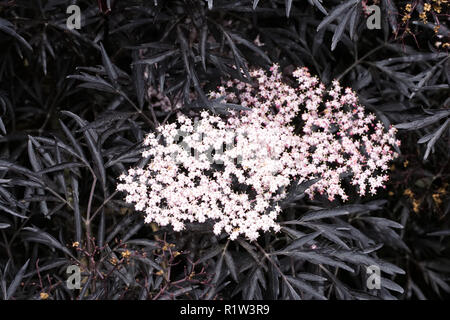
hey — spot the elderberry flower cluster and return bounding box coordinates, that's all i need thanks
[210,65,400,201]
[117,64,400,241]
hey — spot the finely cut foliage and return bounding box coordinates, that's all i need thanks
[0,0,448,300]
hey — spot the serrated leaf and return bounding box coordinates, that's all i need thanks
[381,277,404,294]
[0,18,32,51]
[198,246,223,264]
[6,259,29,300]
[300,207,351,222]
[22,227,74,258]
[423,119,449,160]
[285,275,327,300]
[317,0,358,32]
[132,50,179,66]
[284,231,322,251]
[229,32,270,63]
[331,9,353,51]
[224,251,238,282]
[276,251,354,273]
[99,42,118,83]
[296,273,327,282]
[395,110,450,130]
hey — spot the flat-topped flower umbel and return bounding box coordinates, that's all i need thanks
[117,65,400,241]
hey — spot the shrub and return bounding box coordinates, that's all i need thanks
[0,0,448,300]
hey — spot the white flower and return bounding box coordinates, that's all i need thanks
[117,65,399,241]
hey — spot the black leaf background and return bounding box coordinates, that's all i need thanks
[0,0,448,300]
